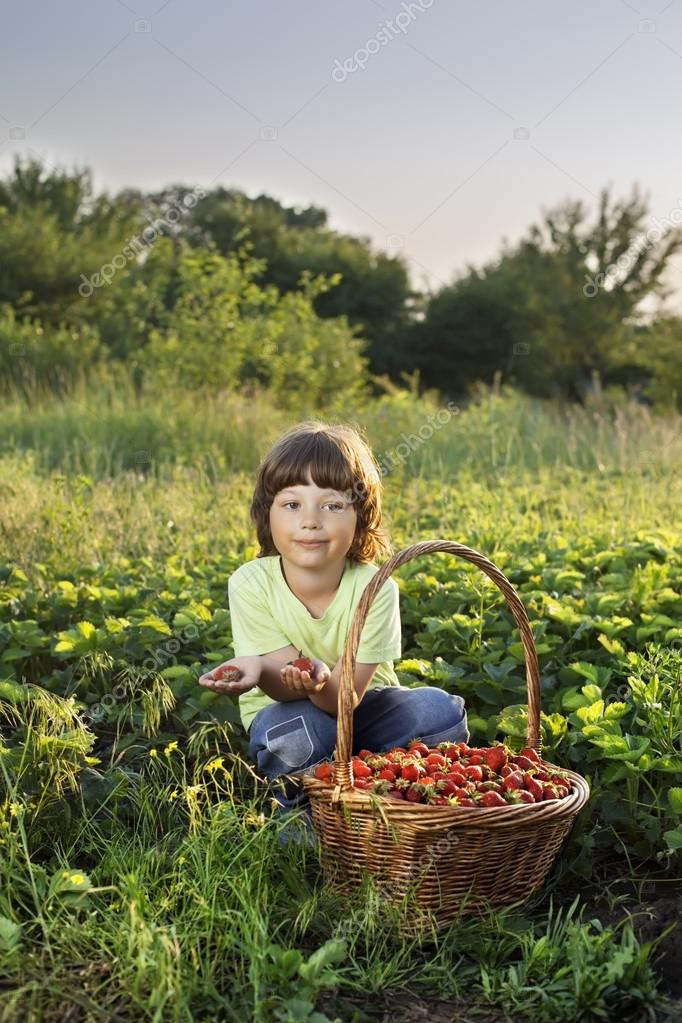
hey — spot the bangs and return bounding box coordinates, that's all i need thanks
[261,431,359,502]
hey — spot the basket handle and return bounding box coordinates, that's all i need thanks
[334,540,541,780]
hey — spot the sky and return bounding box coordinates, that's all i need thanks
[3,0,682,307]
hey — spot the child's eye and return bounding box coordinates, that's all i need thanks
[281,501,344,511]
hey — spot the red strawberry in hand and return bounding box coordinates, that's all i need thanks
[213,664,243,682]
[289,655,316,675]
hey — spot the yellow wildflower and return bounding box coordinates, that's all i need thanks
[205,756,224,773]
[164,740,178,756]
[70,873,85,885]
[149,748,158,758]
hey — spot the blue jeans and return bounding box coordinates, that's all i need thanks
[248,685,469,813]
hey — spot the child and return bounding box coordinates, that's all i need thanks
[199,420,469,820]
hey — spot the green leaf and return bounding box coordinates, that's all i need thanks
[0,917,22,955]
[576,701,605,725]
[567,662,612,686]
[496,704,528,740]
[136,614,172,637]
[663,826,682,851]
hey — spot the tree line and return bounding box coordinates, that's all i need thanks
[1,155,680,408]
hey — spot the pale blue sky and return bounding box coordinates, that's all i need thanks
[3,0,682,307]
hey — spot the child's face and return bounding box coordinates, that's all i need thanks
[269,471,358,569]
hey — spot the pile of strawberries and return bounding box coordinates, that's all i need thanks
[313,740,573,806]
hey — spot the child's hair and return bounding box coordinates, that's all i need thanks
[250,421,392,564]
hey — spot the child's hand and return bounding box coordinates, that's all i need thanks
[280,657,330,695]
[198,656,262,695]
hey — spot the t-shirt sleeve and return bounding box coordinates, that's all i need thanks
[228,568,291,657]
[355,576,402,663]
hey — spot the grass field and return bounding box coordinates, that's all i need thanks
[1,377,681,1022]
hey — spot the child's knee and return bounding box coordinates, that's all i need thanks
[415,688,469,745]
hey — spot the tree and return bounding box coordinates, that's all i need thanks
[415,185,682,400]
[137,244,371,410]
[181,186,414,377]
[0,155,146,326]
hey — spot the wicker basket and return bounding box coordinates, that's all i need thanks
[301,540,590,929]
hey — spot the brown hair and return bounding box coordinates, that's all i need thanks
[250,421,392,564]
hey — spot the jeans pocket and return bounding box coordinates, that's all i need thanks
[265,715,314,771]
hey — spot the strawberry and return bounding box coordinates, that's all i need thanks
[482,746,508,773]
[524,775,543,801]
[213,664,242,682]
[477,780,502,792]
[399,761,424,783]
[449,794,475,807]
[500,764,515,778]
[351,759,372,779]
[548,773,571,788]
[386,789,405,800]
[405,785,424,803]
[289,655,315,675]
[516,790,536,804]
[519,746,542,764]
[408,741,431,757]
[313,762,333,781]
[356,749,374,761]
[468,754,483,766]
[440,744,461,760]
[438,778,459,796]
[511,754,536,772]
[428,794,449,805]
[541,783,561,800]
[377,768,396,782]
[501,772,524,792]
[505,789,535,804]
[464,765,484,782]
[480,791,506,807]
[425,753,448,770]
[353,777,370,789]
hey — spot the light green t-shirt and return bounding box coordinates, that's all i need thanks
[228,555,402,731]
